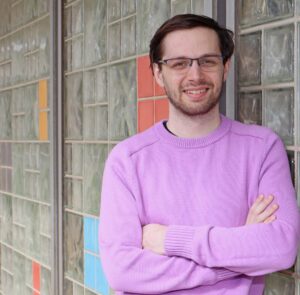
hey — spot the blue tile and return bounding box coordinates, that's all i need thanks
[84,253,96,290]
[84,217,98,253]
[95,257,109,295]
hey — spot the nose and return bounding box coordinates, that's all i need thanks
[186,60,205,82]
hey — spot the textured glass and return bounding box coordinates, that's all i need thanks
[11,30,25,84]
[65,144,83,176]
[72,1,83,35]
[137,0,170,53]
[265,88,294,145]
[38,0,49,16]
[0,0,10,36]
[83,144,107,215]
[83,67,107,104]
[11,1,24,30]
[109,61,137,140]
[64,6,72,38]
[240,0,294,26]
[84,0,107,66]
[24,0,38,24]
[264,272,295,294]
[108,22,121,61]
[40,144,50,203]
[41,266,51,295]
[64,178,83,211]
[1,245,13,273]
[12,198,25,226]
[13,252,26,294]
[171,0,191,15]
[64,212,84,282]
[108,0,121,22]
[122,16,136,58]
[239,32,261,86]
[83,106,108,140]
[0,91,12,139]
[40,205,51,236]
[238,92,262,125]
[12,144,25,195]
[192,0,205,14]
[40,235,51,266]
[263,25,294,83]
[65,73,83,140]
[122,0,136,16]
[1,270,13,295]
[72,37,84,70]
[24,85,39,140]
[38,17,50,77]
[64,279,73,295]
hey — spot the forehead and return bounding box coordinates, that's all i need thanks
[161,27,221,58]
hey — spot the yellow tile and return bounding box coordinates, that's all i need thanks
[39,111,48,141]
[39,80,48,109]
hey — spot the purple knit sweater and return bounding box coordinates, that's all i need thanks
[99,116,300,295]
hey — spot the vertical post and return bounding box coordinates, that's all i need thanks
[50,0,64,294]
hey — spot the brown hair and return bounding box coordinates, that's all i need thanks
[149,14,234,72]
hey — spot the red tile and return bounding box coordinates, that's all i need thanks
[154,79,165,96]
[137,55,154,98]
[33,291,40,295]
[155,98,169,122]
[138,100,154,132]
[32,261,40,291]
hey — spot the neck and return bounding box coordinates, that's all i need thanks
[167,105,221,138]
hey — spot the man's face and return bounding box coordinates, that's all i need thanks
[153,27,230,117]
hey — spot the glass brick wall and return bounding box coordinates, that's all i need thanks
[0,0,52,295]
[237,0,300,294]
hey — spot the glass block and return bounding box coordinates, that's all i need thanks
[83,144,107,215]
[72,37,83,70]
[264,272,295,294]
[25,201,41,260]
[11,30,25,84]
[64,178,83,212]
[0,194,12,245]
[265,88,294,145]
[65,73,83,140]
[263,25,294,83]
[64,279,73,295]
[1,270,13,295]
[137,0,170,54]
[64,6,72,38]
[192,0,205,14]
[108,22,121,61]
[72,144,83,176]
[24,85,39,140]
[72,1,83,35]
[73,282,84,295]
[121,16,136,58]
[0,0,10,36]
[41,266,51,295]
[64,212,84,282]
[23,0,38,24]
[13,252,26,295]
[108,0,121,22]
[38,16,50,77]
[1,245,13,272]
[83,67,107,104]
[171,0,191,15]
[83,106,108,140]
[85,289,98,295]
[239,32,261,86]
[84,0,107,66]
[40,235,51,266]
[12,197,25,225]
[109,61,137,140]
[240,0,294,26]
[238,92,262,125]
[39,143,50,203]
[25,257,32,287]
[122,0,136,16]
[38,0,49,16]
[40,205,51,236]
[11,1,24,30]
[0,91,12,139]
[12,144,25,195]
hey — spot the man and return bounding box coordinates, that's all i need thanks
[99,14,300,294]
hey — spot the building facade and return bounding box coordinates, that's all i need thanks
[0,0,299,294]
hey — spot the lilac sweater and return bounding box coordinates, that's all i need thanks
[99,116,300,295]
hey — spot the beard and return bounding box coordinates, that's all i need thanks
[164,82,223,117]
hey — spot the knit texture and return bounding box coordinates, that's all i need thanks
[99,116,300,295]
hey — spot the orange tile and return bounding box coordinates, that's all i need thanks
[154,80,165,96]
[32,261,40,291]
[138,100,154,132]
[39,80,48,109]
[39,111,48,141]
[137,55,154,98]
[155,98,169,122]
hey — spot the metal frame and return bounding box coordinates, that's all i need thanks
[50,0,64,294]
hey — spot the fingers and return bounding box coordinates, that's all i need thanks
[258,203,279,223]
[264,215,277,224]
[250,194,274,215]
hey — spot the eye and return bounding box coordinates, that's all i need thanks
[201,58,218,66]
[168,59,189,69]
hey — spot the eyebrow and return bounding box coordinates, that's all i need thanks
[162,53,222,60]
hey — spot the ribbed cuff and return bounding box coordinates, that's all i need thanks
[215,269,239,281]
[164,225,195,259]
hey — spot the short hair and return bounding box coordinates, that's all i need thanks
[149,14,234,72]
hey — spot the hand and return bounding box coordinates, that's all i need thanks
[142,224,167,255]
[246,194,278,225]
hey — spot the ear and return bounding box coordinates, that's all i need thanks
[153,63,165,88]
[223,58,231,82]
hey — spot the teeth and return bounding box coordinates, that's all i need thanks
[186,89,207,94]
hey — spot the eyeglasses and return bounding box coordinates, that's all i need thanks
[157,55,224,73]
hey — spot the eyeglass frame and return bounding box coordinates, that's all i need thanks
[156,54,225,72]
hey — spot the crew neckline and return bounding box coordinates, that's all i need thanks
[155,115,232,148]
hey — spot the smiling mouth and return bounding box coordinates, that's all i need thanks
[184,88,208,95]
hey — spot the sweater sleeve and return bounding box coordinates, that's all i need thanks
[165,133,300,276]
[98,151,238,294]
